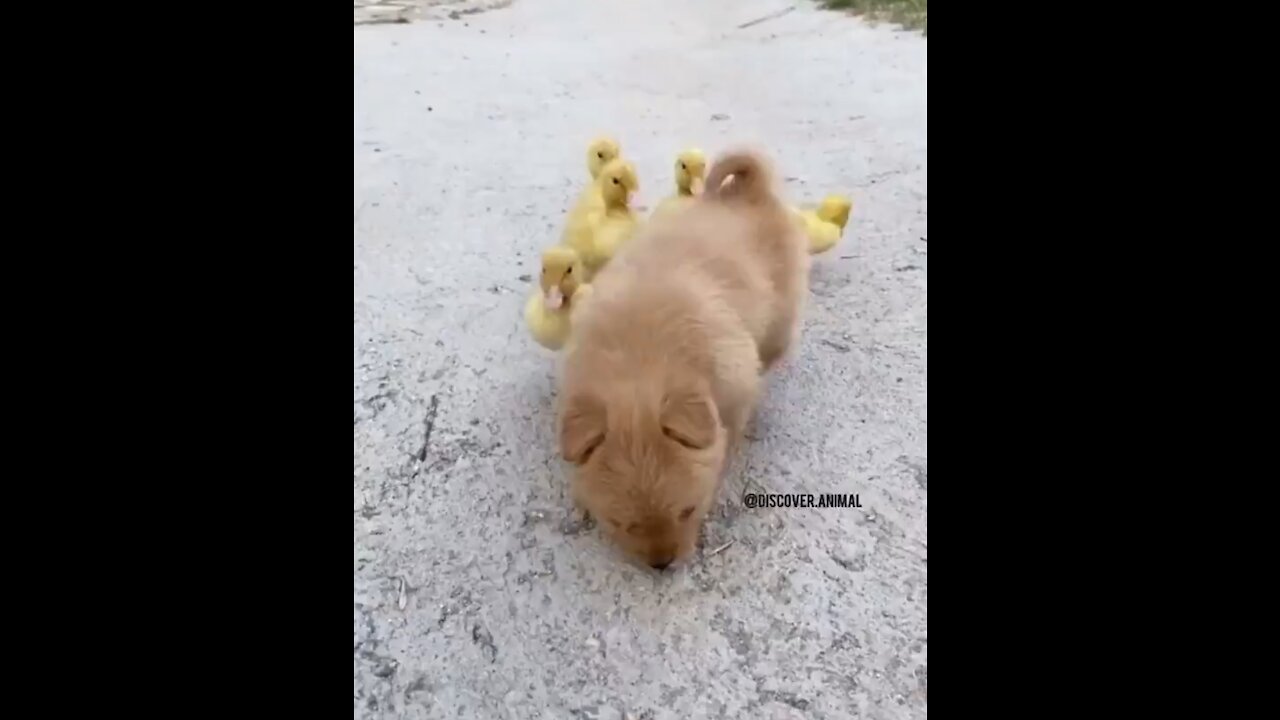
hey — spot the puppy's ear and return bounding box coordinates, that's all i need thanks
[560,393,605,464]
[660,388,719,450]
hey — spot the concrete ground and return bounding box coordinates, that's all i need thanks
[354,1,926,717]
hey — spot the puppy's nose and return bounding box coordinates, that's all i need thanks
[650,558,673,570]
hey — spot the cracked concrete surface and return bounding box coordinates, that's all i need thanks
[354,0,926,717]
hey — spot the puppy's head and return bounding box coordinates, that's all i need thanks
[560,382,724,569]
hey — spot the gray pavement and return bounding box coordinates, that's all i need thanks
[354,1,927,717]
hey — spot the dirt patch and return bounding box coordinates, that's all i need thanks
[354,0,513,26]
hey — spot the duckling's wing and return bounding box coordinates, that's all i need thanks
[592,216,637,264]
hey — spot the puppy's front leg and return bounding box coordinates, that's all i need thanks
[716,376,760,466]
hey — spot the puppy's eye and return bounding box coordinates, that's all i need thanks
[679,506,696,521]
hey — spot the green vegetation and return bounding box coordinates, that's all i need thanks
[823,0,927,35]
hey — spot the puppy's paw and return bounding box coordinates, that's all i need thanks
[558,508,595,536]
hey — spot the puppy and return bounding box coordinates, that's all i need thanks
[557,149,810,569]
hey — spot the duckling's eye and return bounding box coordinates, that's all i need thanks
[680,163,687,170]
[612,178,620,185]
[597,152,604,159]
[565,267,572,275]
[679,506,696,521]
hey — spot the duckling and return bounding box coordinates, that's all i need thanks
[792,195,853,254]
[524,247,594,351]
[651,148,707,219]
[585,136,621,180]
[568,136,622,218]
[561,158,640,277]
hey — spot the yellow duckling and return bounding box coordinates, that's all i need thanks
[651,149,707,219]
[585,136,621,179]
[524,247,594,351]
[568,136,622,218]
[561,158,640,277]
[792,195,853,254]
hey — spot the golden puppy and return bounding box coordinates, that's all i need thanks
[557,150,810,569]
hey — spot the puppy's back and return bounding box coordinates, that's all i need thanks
[702,148,806,249]
[702,150,777,206]
[593,205,773,343]
[567,149,808,377]
[698,150,810,361]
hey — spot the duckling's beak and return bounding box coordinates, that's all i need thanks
[544,285,564,310]
[690,176,705,196]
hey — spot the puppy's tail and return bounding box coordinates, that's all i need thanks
[703,150,776,205]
